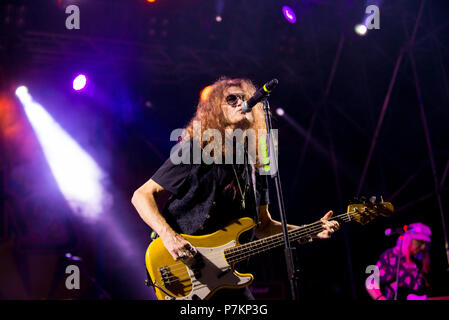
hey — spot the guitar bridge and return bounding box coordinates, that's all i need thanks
[159,266,173,286]
[157,264,192,298]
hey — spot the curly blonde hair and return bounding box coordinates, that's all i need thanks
[183,76,268,165]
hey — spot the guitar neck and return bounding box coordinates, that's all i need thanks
[224,211,355,264]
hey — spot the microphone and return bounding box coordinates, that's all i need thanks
[385,225,408,236]
[241,79,279,113]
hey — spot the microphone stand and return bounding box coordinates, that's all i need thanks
[262,98,300,300]
[394,236,403,300]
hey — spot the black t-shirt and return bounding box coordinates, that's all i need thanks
[151,141,270,239]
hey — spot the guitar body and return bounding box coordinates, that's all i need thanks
[145,217,256,300]
[144,198,394,300]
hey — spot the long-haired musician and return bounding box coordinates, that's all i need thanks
[366,222,432,300]
[132,77,340,300]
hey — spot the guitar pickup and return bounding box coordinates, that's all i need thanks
[192,255,204,279]
[193,270,202,279]
[192,254,205,268]
[217,267,231,279]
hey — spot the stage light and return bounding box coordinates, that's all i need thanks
[200,85,214,102]
[144,100,153,108]
[15,86,109,220]
[354,24,367,36]
[216,0,224,24]
[146,0,156,3]
[15,86,29,99]
[282,6,296,24]
[276,108,285,117]
[73,74,87,91]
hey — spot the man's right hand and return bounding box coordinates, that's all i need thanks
[131,179,198,264]
[161,232,198,263]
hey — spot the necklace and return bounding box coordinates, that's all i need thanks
[232,165,246,210]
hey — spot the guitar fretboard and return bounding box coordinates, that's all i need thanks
[223,211,356,263]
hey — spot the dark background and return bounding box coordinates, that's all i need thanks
[1,0,448,300]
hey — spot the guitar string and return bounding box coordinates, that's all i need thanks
[157,211,364,283]
[158,211,363,279]
[166,204,391,283]
[158,211,360,280]
[160,216,355,286]
[160,213,362,286]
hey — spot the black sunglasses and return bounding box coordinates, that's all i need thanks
[225,93,246,106]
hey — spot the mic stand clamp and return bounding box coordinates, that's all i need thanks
[261,98,300,301]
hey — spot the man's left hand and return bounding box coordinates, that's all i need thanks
[315,210,340,239]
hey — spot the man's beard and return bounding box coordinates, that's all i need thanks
[226,117,251,130]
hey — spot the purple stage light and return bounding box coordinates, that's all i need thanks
[282,6,296,24]
[73,74,87,91]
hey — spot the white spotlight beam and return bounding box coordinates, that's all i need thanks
[15,86,109,219]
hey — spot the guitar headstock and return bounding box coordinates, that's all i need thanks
[347,196,394,225]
